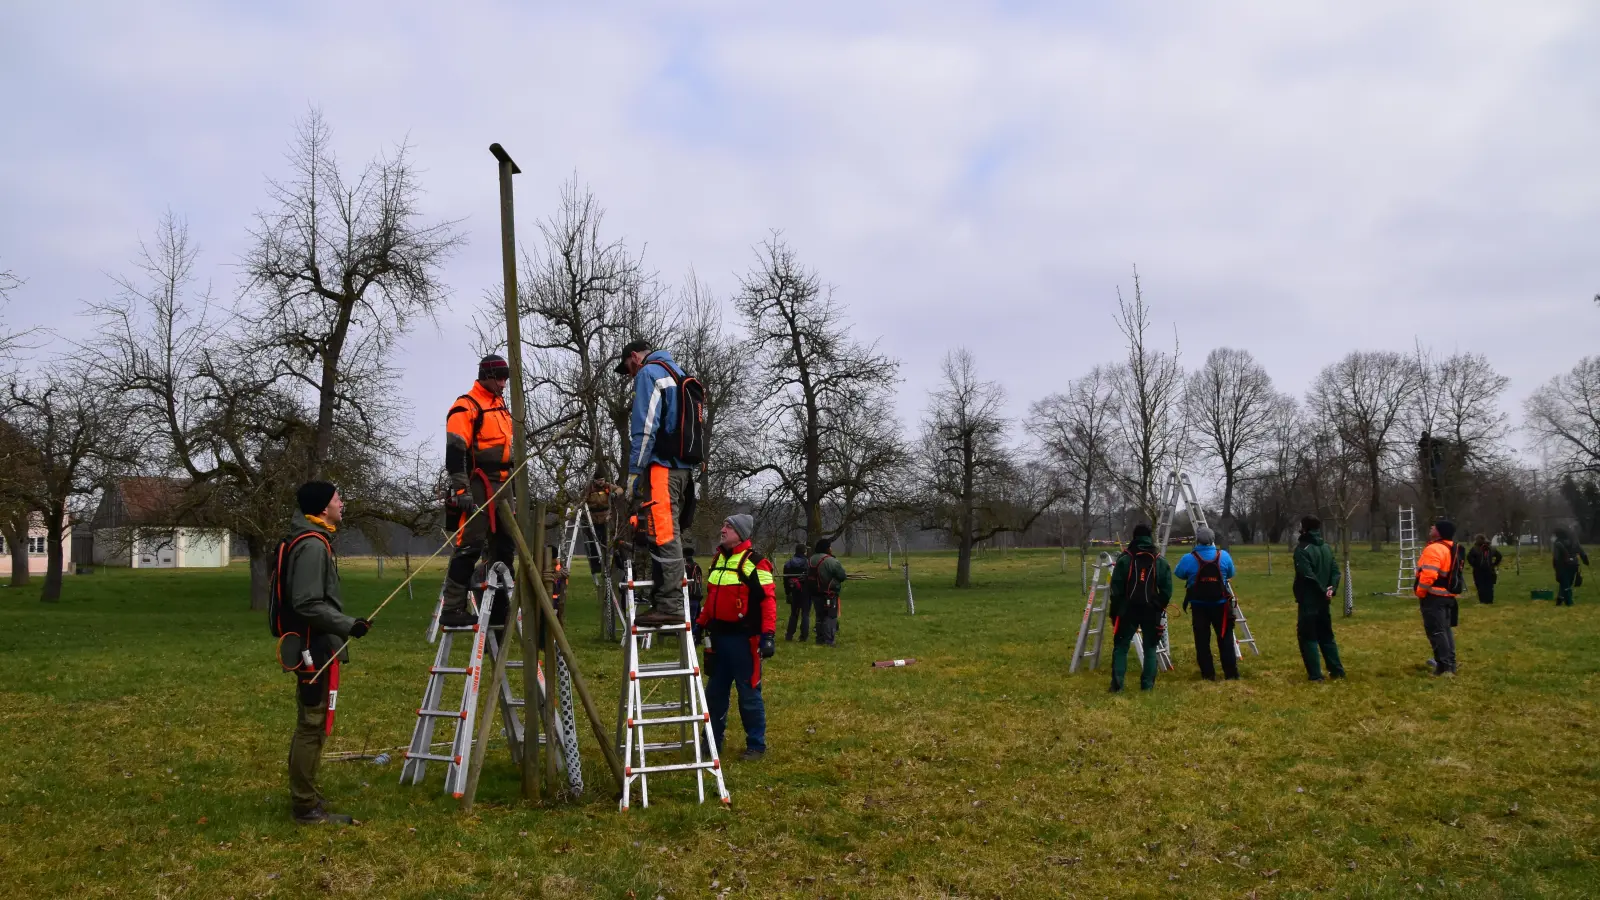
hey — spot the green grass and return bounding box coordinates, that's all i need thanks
[1,543,1596,898]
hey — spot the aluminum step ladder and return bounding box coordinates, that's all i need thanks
[401,562,583,797]
[558,501,622,640]
[1069,551,1116,672]
[614,559,728,809]
[1152,468,1262,666]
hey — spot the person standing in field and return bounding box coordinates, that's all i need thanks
[1551,526,1589,607]
[1173,525,1239,681]
[1414,519,1464,677]
[278,481,370,825]
[782,543,811,642]
[1107,523,1173,692]
[804,538,848,647]
[1467,534,1502,604]
[1292,515,1345,682]
[694,514,777,761]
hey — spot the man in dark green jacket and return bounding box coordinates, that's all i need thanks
[1552,527,1589,607]
[805,538,849,646]
[1292,516,1344,681]
[1107,524,1173,692]
[283,481,370,825]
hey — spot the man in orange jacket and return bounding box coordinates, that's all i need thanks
[437,355,516,628]
[1414,518,1462,676]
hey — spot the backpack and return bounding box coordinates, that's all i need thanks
[782,556,808,599]
[268,531,332,638]
[646,361,707,466]
[1185,549,1231,603]
[1443,542,1468,596]
[1126,549,1160,610]
[804,554,840,609]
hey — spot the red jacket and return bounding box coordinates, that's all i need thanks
[695,540,778,635]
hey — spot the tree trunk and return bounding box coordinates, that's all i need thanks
[1368,457,1384,552]
[3,517,28,587]
[41,509,65,602]
[955,528,974,588]
[248,535,273,611]
[954,438,976,588]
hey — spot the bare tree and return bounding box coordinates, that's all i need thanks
[1410,347,1511,520]
[1184,347,1287,539]
[2,371,136,600]
[243,109,461,479]
[1028,364,1117,572]
[1526,355,1600,478]
[670,270,748,547]
[1108,269,1184,523]
[734,234,902,544]
[0,418,43,585]
[1308,350,1422,551]
[0,263,40,360]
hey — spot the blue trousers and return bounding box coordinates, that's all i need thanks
[706,632,766,754]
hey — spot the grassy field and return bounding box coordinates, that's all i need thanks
[1,541,1596,898]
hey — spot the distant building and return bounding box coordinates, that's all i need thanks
[92,477,230,569]
[0,512,73,578]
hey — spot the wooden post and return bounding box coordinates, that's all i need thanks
[489,142,543,800]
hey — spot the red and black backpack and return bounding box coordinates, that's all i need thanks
[647,361,707,467]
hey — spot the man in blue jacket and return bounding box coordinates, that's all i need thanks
[616,339,699,627]
[1173,526,1239,681]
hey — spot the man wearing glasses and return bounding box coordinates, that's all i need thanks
[437,355,517,628]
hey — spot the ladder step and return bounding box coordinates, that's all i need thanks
[628,712,711,727]
[626,759,720,776]
[417,708,469,719]
[641,702,685,713]
[638,740,699,752]
[429,666,473,675]
[441,625,481,633]
[403,751,460,764]
[632,666,698,680]
[632,623,691,634]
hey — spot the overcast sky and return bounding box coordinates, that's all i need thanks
[2,1,1595,459]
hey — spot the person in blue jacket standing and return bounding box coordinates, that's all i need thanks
[1173,526,1239,681]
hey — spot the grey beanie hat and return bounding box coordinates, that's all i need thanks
[725,513,754,542]
[1195,525,1215,545]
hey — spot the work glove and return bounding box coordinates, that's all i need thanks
[626,473,640,500]
[452,489,479,516]
[759,633,776,659]
[1181,598,1190,614]
[349,619,371,639]
[692,623,704,644]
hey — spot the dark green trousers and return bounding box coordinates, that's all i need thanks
[1556,569,1577,606]
[289,678,329,814]
[1110,608,1163,691]
[1296,598,1344,680]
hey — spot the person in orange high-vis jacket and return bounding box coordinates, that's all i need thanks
[1414,519,1461,676]
[437,355,516,628]
[694,514,776,761]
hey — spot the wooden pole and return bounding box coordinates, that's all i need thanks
[490,142,544,800]
[499,499,626,790]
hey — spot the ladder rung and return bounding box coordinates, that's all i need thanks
[628,712,711,727]
[632,666,698,680]
[641,702,684,712]
[442,625,481,633]
[632,623,690,634]
[626,759,720,776]
[402,751,460,764]
[429,666,473,675]
[638,740,699,752]
[417,708,469,719]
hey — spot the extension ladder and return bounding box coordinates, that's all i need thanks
[1394,506,1418,595]
[614,559,728,809]
[401,563,583,797]
[1069,551,1116,672]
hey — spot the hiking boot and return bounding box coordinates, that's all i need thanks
[293,805,353,826]
[740,748,765,762]
[439,607,477,628]
[635,610,683,628]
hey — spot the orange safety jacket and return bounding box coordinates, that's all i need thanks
[1414,539,1458,600]
[446,382,513,478]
